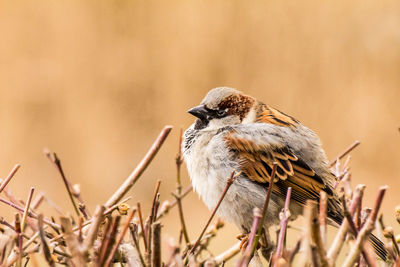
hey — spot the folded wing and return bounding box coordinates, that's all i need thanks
[225,129,338,212]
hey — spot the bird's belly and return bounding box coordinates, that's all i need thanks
[183,130,297,232]
[188,156,284,231]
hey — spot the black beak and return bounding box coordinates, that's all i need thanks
[187,105,208,120]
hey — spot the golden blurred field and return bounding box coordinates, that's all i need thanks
[0,0,399,264]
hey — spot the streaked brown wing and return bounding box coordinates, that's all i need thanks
[256,104,299,128]
[225,131,335,207]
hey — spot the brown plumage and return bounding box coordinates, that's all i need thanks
[183,87,387,261]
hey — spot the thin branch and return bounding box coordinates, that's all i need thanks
[207,242,241,265]
[329,140,360,167]
[60,217,85,266]
[151,221,162,267]
[137,202,148,251]
[319,191,328,249]
[105,125,172,207]
[150,181,161,224]
[37,214,55,267]
[83,205,106,251]
[99,216,121,266]
[172,191,190,245]
[327,184,366,262]
[44,150,80,217]
[129,223,147,267]
[31,192,45,210]
[173,129,191,246]
[384,226,400,257]
[237,208,263,267]
[0,164,20,193]
[16,198,130,264]
[343,186,387,267]
[176,128,184,193]
[251,163,277,256]
[104,209,136,267]
[193,219,224,257]
[147,181,161,261]
[156,185,192,220]
[189,171,238,256]
[274,187,292,262]
[21,187,35,232]
[145,217,152,266]
[305,200,330,267]
[15,213,22,267]
[0,197,61,230]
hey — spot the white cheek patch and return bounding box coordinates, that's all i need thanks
[242,107,256,124]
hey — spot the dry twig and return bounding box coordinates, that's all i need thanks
[189,171,238,256]
[0,164,20,193]
[105,126,172,207]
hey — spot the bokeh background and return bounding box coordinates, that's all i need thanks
[1,0,399,264]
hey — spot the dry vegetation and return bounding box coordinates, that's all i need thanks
[0,1,400,266]
[0,126,399,266]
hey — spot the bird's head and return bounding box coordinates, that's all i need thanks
[188,87,257,130]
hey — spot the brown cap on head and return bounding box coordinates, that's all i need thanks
[200,87,242,109]
[188,87,255,122]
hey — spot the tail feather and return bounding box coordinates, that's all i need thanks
[369,233,388,262]
[329,210,388,262]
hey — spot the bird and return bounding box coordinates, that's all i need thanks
[182,87,387,261]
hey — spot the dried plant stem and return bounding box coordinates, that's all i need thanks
[342,196,377,267]
[44,151,80,217]
[145,218,152,267]
[343,186,387,267]
[60,217,85,266]
[0,197,61,230]
[237,208,263,267]
[38,214,55,267]
[189,171,237,256]
[104,209,136,267]
[21,187,34,232]
[173,192,190,245]
[0,164,20,193]
[176,128,184,193]
[237,164,277,267]
[147,182,161,260]
[156,185,192,220]
[319,191,328,248]
[15,214,22,267]
[174,129,191,246]
[327,184,365,262]
[99,216,121,266]
[83,205,106,251]
[137,202,148,251]
[151,221,162,267]
[329,140,360,167]
[251,163,277,256]
[105,125,172,207]
[305,200,330,267]
[129,223,147,267]
[150,181,161,222]
[31,192,44,210]
[208,242,241,265]
[23,226,47,250]
[274,187,292,262]
[14,198,129,265]
[2,189,38,232]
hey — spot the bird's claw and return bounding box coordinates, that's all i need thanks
[236,233,249,251]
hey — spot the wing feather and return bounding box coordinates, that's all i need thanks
[225,130,336,208]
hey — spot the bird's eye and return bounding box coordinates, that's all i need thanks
[217,109,227,117]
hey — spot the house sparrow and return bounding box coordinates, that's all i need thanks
[182,87,386,260]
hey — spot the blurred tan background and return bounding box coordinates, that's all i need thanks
[0,0,399,263]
